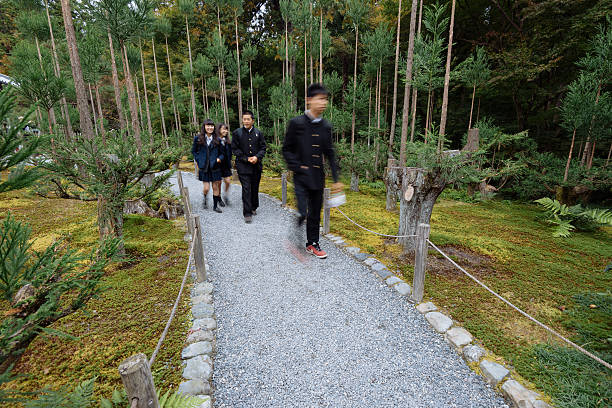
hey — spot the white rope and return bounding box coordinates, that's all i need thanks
[335,207,418,239]
[149,239,195,367]
[426,239,612,371]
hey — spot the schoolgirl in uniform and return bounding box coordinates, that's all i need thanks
[217,123,232,205]
[192,119,224,213]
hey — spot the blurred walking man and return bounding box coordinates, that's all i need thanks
[282,83,343,259]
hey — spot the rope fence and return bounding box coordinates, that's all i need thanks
[280,174,611,371]
[118,171,209,408]
[427,239,612,371]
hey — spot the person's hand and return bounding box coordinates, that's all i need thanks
[331,182,344,193]
[217,158,221,163]
[248,156,258,164]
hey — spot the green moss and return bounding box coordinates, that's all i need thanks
[1,190,190,400]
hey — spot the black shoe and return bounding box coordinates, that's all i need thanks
[203,198,208,209]
[218,197,226,207]
[252,209,257,215]
[244,216,252,223]
[213,196,222,213]
[297,215,306,227]
[223,195,230,205]
[214,207,222,213]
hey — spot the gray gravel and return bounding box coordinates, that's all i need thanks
[172,172,508,408]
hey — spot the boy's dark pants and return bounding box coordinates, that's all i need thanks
[238,171,261,216]
[294,179,323,244]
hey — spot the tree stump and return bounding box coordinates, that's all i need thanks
[398,167,447,253]
[350,172,359,192]
[118,353,159,408]
[384,158,403,211]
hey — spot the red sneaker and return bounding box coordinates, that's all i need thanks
[306,242,327,259]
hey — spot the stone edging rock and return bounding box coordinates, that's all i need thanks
[323,232,553,408]
[176,233,215,408]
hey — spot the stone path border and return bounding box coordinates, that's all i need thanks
[320,229,554,408]
[176,234,215,408]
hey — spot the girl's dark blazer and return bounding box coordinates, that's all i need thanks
[192,136,224,173]
[220,138,232,171]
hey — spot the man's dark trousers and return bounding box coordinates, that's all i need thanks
[294,179,323,244]
[238,171,261,217]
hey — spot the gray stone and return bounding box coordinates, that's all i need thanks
[191,294,213,305]
[196,399,212,408]
[354,253,369,261]
[182,341,213,359]
[192,282,213,297]
[364,257,378,266]
[178,379,211,396]
[371,262,387,272]
[331,237,344,243]
[325,234,337,239]
[394,282,412,296]
[374,268,393,280]
[192,318,216,331]
[187,329,214,344]
[385,276,403,286]
[531,401,553,408]
[192,303,214,319]
[416,302,437,314]
[445,327,473,349]
[463,345,485,364]
[480,360,509,386]
[346,246,360,255]
[424,312,453,333]
[334,240,347,246]
[183,355,213,380]
[501,380,542,407]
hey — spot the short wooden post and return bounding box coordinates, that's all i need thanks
[281,172,287,206]
[411,223,430,303]
[118,353,159,408]
[182,187,193,236]
[192,215,206,282]
[323,187,330,235]
[177,171,184,196]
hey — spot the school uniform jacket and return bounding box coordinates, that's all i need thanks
[231,126,266,175]
[192,136,223,173]
[282,114,339,191]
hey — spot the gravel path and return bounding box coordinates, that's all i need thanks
[173,171,508,408]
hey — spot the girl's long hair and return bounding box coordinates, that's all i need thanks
[198,119,219,146]
[216,123,230,144]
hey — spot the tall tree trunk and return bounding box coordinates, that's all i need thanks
[285,19,289,82]
[319,10,323,82]
[88,83,99,137]
[350,26,359,153]
[135,72,144,127]
[120,42,142,150]
[605,142,611,167]
[409,0,424,143]
[249,60,254,112]
[587,141,596,170]
[95,84,106,143]
[256,88,260,127]
[468,83,476,130]
[563,128,576,183]
[424,89,431,142]
[399,0,419,162]
[33,36,56,131]
[45,0,73,141]
[309,1,313,84]
[185,16,197,128]
[107,29,126,131]
[165,36,179,134]
[139,40,153,135]
[151,38,167,145]
[60,0,94,141]
[582,83,601,167]
[234,13,243,125]
[304,29,308,111]
[368,80,372,146]
[204,77,209,116]
[377,63,382,131]
[439,0,456,136]
[388,0,402,157]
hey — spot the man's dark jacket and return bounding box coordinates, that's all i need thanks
[282,114,339,191]
[231,126,266,175]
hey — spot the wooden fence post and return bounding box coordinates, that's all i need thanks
[182,187,193,236]
[177,171,184,196]
[118,353,159,408]
[323,187,330,234]
[412,223,430,303]
[192,215,206,282]
[281,172,287,206]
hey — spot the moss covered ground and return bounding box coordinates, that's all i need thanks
[1,187,191,400]
[258,172,611,407]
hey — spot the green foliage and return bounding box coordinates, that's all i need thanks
[0,88,40,193]
[535,197,612,237]
[454,46,491,90]
[26,378,95,408]
[410,3,448,93]
[0,213,120,370]
[91,0,154,44]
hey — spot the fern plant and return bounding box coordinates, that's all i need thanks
[535,197,612,237]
